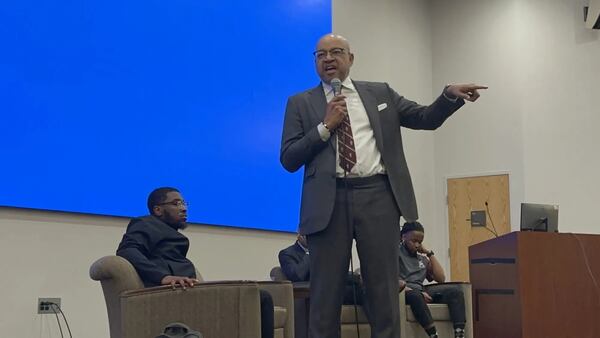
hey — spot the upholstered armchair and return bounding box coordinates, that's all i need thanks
[341,284,473,338]
[270,266,473,338]
[90,256,293,338]
[257,281,295,338]
[270,266,370,338]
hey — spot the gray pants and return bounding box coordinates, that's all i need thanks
[308,175,401,338]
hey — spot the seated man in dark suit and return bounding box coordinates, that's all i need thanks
[117,187,274,338]
[398,221,466,338]
[278,234,364,306]
[278,234,310,283]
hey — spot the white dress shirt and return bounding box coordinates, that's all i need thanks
[317,78,386,178]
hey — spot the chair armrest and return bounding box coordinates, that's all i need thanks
[120,281,262,338]
[256,281,294,309]
[398,286,409,338]
[89,255,146,338]
[398,286,407,314]
[122,280,260,295]
[89,255,144,290]
[257,281,294,338]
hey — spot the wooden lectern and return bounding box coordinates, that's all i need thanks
[469,231,600,338]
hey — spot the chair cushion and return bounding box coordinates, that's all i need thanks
[340,323,371,338]
[273,306,287,328]
[405,304,451,322]
[340,305,369,323]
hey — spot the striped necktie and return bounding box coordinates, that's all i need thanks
[337,113,356,172]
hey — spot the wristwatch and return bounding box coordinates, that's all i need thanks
[426,250,434,258]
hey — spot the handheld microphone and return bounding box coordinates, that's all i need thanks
[331,78,342,96]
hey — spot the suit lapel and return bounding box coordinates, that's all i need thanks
[308,83,327,121]
[353,81,385,152]
[308,83,336,151]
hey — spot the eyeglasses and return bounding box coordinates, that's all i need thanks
[157,200,189,208]
[313,47,347,61]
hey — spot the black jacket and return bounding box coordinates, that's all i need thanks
[278,242,310,282]
[117,215,196,287]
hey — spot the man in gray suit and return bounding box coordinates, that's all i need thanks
[279,34,486,338]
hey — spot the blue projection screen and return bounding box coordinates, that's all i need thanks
[0,0,331,232]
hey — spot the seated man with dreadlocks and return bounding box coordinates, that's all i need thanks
[398,221,467,338]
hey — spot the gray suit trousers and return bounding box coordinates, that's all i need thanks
[307,175,401,338]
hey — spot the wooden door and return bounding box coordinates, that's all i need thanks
[447,174,511,281]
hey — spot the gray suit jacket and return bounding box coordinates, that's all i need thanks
[280,80,464,235]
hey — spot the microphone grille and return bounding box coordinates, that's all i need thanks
[331,78,342,96]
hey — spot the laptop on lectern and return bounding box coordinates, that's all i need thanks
[520,203,559,232]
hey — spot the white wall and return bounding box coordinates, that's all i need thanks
[334,0,438,227]
[335,0,600,278]
[431,0,600,258]
[431,0,528,272]
[516,0,600,234]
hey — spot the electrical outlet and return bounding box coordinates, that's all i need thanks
[38,298,61,314]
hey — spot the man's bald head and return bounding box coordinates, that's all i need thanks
[315,34,351,52]
[313,34,354,84]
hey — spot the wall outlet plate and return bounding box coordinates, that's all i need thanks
[38,298,61,314]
